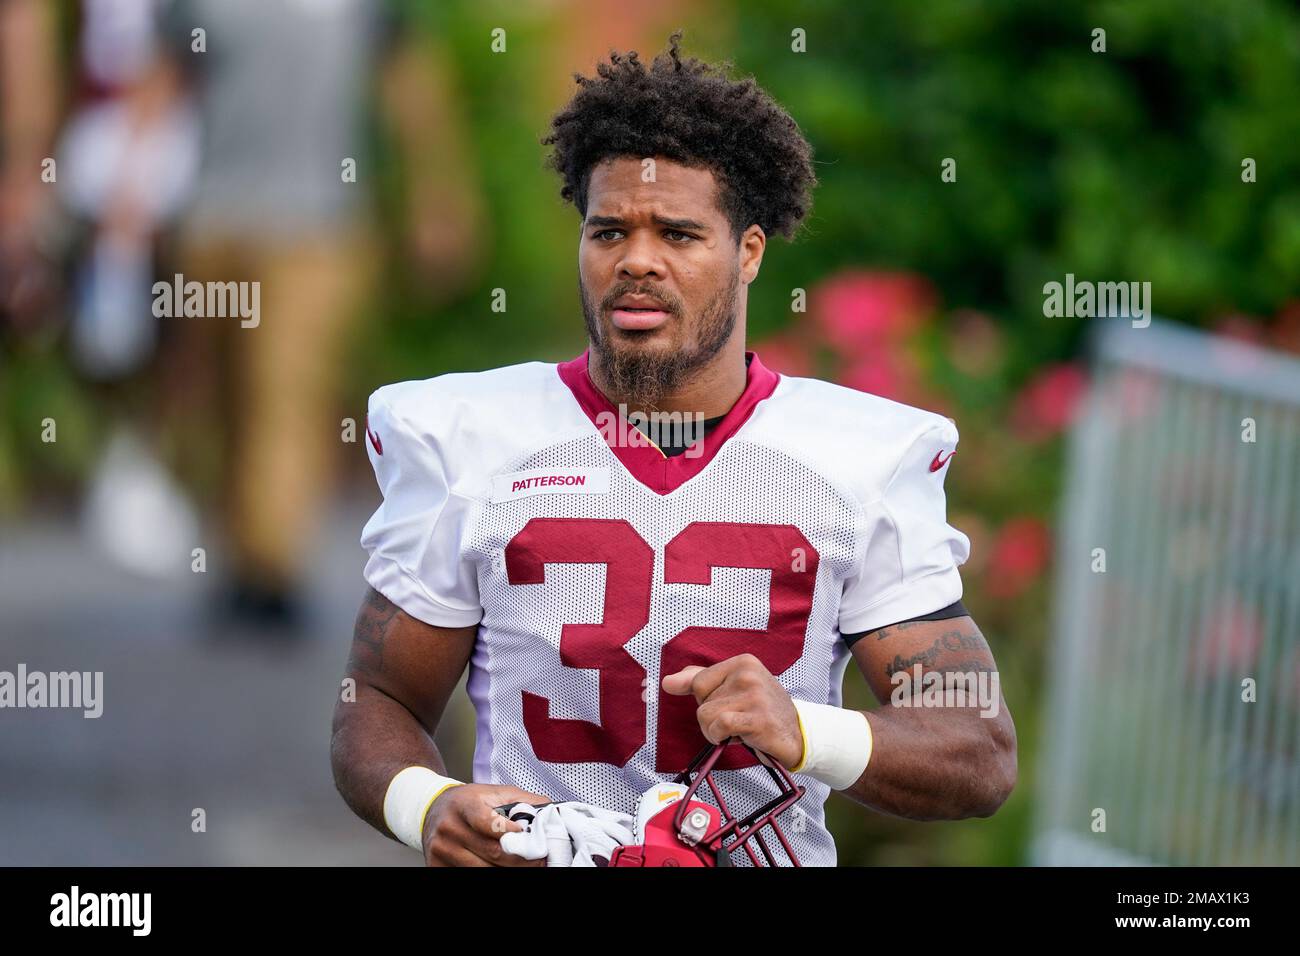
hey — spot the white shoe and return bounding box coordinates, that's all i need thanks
[83,428,199,579]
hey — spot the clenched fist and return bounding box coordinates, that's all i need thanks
[661,654,804,770]
[422,783,551,867]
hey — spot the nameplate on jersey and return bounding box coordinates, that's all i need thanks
[490,467,610,503]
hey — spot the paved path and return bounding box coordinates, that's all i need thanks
[0,501,475,865]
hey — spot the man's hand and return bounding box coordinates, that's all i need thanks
[661,654,803,770]
[422,783,552,867]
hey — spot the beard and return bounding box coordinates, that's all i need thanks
[580,268,739,410]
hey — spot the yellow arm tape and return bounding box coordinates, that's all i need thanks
[415,780,462,846]
[789,705,811,774]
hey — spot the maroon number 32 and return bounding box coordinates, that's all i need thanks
[505,518,818,772]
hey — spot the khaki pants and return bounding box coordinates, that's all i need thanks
[164,228,373,590]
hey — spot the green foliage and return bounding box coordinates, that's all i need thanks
[734,0,1300,344]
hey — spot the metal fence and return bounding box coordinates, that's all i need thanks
[1034,319,1300,866]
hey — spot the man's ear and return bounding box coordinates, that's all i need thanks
[739,224,766,284]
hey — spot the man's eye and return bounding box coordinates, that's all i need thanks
[665,230,694,242]
[593,229,623,241]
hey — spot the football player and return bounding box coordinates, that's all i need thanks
[331,32,1017,866]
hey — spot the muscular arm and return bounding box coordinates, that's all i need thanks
[840,616,1017,820]
[330,587,476,839]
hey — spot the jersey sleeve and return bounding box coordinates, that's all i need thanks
[838,420,971,635]
[359,389,483,628]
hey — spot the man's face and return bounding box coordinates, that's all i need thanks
[578,156,758,408]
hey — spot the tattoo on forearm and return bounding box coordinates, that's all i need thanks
[874,620,925,640]
[351,588,399,675]
[948,659,999,677]
[882,627,991,679]
[885,638,943,678]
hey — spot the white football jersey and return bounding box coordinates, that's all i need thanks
[360,351,969,866]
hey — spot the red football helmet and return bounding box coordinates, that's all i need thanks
[609,739,806,867]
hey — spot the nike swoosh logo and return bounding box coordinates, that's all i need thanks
[366,419,383,456]
[929,449,954,472]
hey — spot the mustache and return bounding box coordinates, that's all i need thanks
[602,287,681,314]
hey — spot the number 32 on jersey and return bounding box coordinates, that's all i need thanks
[505,518,819,772]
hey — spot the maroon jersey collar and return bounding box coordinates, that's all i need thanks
[556,349,780,495]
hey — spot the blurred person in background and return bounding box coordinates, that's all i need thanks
[59,0,198,380]
[115,0,488,631]
[0,0,62,333]
[51,0,202,577]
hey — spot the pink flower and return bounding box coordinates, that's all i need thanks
[1011,363,1087,441]
[840,350,934,408]
[1270,300,1300,355]
[811,270,937,357]
[1210,315,1271,377]
[1214,314,1268,346]
[753,332,814,378]
[984,517,1051,600]
[1188,596,1262,679]
[1103,369,1162,425]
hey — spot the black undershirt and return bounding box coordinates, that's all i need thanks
[634,354,750,458]
[647,413,727,457]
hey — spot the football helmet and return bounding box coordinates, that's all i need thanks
[609,740,806,867]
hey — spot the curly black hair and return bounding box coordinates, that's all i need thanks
[542,31,816,243]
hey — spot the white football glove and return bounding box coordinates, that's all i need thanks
[498,801,635,867]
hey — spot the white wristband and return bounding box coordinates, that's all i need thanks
[789,699,873,790]
[383,766,463,852]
